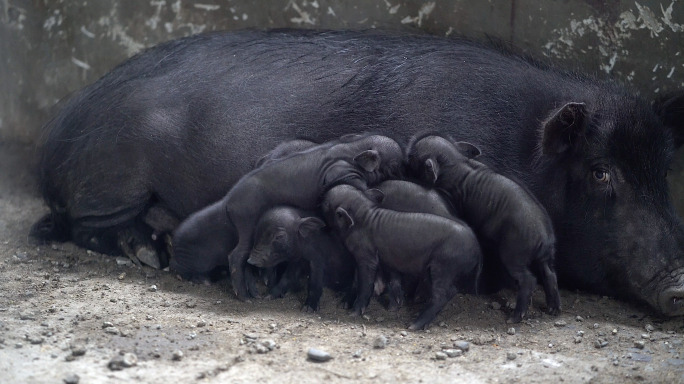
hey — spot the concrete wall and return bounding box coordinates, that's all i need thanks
[2,1,683,143]
[3,1,684,215]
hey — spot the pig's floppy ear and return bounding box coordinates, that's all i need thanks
[424,158,439,184]
[335,207,354,229]
[542,102,587,155]
[654,91,684,148]
[354,150,381,172]
[364,188,385,204]
[298,217,326,238]
[454,142,481,159]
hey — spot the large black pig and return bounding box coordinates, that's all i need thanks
[32,29,684,316]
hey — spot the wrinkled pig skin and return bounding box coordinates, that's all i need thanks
[322,185,482,330]
[32,29,684,315]
[247,206,356,312]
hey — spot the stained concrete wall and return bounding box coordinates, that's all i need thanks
[2,0,683,143]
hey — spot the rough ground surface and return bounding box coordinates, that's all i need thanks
[1,143,683,384]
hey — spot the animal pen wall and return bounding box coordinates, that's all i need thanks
[2,0,684,209]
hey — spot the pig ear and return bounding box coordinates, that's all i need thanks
[335,207,354,229]
[454,142,481,159]
[654,91,684,148]
[354,150,381,172]
[424,159,439,184]
[542,102,587,155]
[298,217,326,238]
[364,188,385,204]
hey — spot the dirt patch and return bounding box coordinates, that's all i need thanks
[1,143,683,383]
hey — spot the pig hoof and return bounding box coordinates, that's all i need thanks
[506,315,523,324]
[136,247,161,269]
[301,304,318,313]
[547,307,561,316]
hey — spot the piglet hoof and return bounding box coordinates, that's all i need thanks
[407,322,428,331]
[506,314,523,324]
[547,307,561,316]
[301,304,319,313]
[387,301,401,312]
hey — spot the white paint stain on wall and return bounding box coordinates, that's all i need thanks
[286,0,317,25]
[98,7,145,55]
[146,0,166,30]
[400,2,435,27]
[194,4,220,11]
[71,57,91,71]
[545,1,683,75]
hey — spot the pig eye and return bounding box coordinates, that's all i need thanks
[274,232,286,242]
[592,169,610,183]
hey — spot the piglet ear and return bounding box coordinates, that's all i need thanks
[454,142,481,159]
[654,91,684,148]
[298,217,326,238]
[354,150,380,172]
[364,188,385,204]
[335,207,354,229]
[542,102,587,155]
[424,158,439,184]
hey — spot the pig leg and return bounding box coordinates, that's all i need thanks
[352,250,379,316]
[538,261,561,316]
[228,238,254,301]
[386,269,404,312]
[505,265,537,323]
[303,257,325,312]
[267,263,299,299]
[408,253,461,330]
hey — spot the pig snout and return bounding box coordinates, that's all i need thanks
[652,266,684,316]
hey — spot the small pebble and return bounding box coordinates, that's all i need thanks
[577,331,585,337]
[612,328,618,335]
[453,341,470,352]
[307,348,332,362]
[71,345,86,357]
[185,300,197,308]
[373,335,388,349]
[645,324,655,332]
[574,336,583,344]
[593,323,599,329]
[28,336,44,345]
[575,316,584,322]
[19,313,36,321]
[435,352,447,360]
[262,339,277,351]
[108,353,138,370]
[102,321,114,328]
[506,352,517,360]
[594,339,608,349]
[117,273,126,280]
[641,334,650,339]
[197,320,206,327]
[634,340,646,349]
[15,343,23,349]
[444,349,462,358]
[148,285,158,292]
[63,373,80,384]
[244,333,258,340]
[255,343,269,354]
[491,302,501,310]
[400,331,408,337]
[103,327,120,335]
[554,320,567,327]
[352,350,362,358]
[439,321,447,327]
[507,328,516,335]
[172,350,184,361]
[115,257,131,266]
